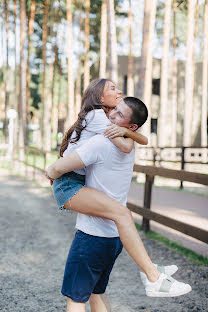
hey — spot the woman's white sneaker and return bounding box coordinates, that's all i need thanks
[145,273,192,297]
[140,264,178,285]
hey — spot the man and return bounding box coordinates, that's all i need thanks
[46,97,191,312]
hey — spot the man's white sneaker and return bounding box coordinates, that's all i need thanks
[140,264,178,285]
[145,273,192,297]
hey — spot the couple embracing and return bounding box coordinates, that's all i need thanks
[46,78,191,312]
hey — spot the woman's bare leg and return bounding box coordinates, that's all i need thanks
[64,187,160,282]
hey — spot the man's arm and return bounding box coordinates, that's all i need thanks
[46,151,85,180]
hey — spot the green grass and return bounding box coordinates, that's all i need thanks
[135,223,208,266]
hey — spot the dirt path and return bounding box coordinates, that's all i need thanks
[0,169,207,312]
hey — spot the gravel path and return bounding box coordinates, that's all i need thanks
[0,169,208,312]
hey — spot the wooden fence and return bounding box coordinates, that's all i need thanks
[10,146,208,244]
[127,164,208,244]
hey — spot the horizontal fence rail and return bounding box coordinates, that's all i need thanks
[127,164,208,244]
[127,202,208,244]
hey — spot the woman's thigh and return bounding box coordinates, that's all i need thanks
[64,187,128,221]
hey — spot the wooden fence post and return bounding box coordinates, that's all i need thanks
[142,174,154,233]
[180,146,185,189]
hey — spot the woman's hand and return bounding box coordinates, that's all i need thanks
[104,124,126,139]
[45,168,55,186]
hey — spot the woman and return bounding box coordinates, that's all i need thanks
[46,79,188,298]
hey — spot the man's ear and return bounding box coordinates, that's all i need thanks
[129,124,138,131]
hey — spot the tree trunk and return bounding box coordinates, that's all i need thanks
[158,0,171,147]
[13,0,17,111]
[19,0,27,161]
[171,0,178,147]
[75,70,82,118]
[0,20,5,122]
[107,0,118,83]
[41,0,50,150]
[84,0,90,90]
[51,3,60,149]
[13,0,18,160]
[26,0,36,137]
[190,0,199,144]
[99,0,107,78]
[127,0,134,96]
[183,0,195,147]
[137,0,157,143]
[65,0,74,130]
[201,0,208,147]
[3,0,10,140]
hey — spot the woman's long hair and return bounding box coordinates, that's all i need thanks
[59,78,111,157]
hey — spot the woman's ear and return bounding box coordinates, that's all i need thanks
[100,95,104,104]
[129,124,138,131]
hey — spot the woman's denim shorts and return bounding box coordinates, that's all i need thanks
[53,172,85,210]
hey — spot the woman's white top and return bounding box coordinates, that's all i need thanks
[63,109,110,175]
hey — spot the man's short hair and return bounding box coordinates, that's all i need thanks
[124,96,148,128]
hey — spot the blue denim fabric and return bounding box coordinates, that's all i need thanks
[61,230,123,302]
[53,172,85,210]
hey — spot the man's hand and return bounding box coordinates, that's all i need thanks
[104,124,126,139]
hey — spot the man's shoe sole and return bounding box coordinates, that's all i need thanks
[146,286,192,297]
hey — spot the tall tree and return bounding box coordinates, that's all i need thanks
[107,0,118,83]
[201,0,208,146]
[2,0,10,140]
[127,0,134,96]
[183,0,195,146]
[19,0,27,159]
[99,0,107,78]
[75,2,83,118]
[13,0,17,111]
[41,0,50,150]
[190,0,199,143]
[26,0,36,136]
[171,0,178,147]
[84,0,90,90]
[65,0,75,129]
[137,0,157,142]
[51,1,61,148]
[158,0,172,147]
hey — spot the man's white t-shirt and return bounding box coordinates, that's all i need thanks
[63,109,109,175]
[75,135,135,238]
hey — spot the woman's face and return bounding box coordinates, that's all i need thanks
[101,81,122,108]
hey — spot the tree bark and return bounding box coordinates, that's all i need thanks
[137,0,157,143]
[158,0,172,147]
[127,0,134,96]
[171,0,178,147]
[201,0,208,146]
[3,0,10,140]
[99,0,107,78]
[19,0,27,161]
[65,0,74,130]
[107,0,118,83]
[84,0,90,90]
[26,0,36,132]
[183,0,195,146]
[190,0,199,143]
[41,0,50,150]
